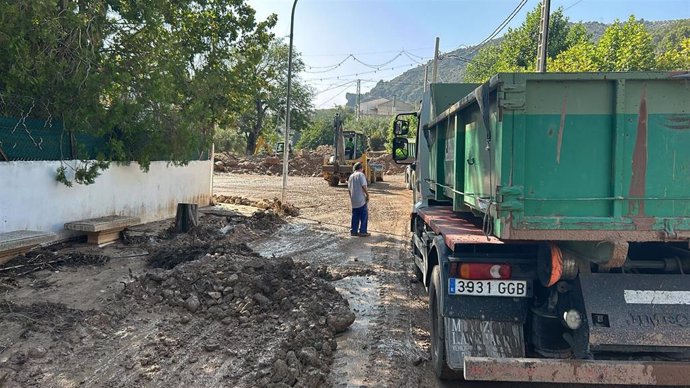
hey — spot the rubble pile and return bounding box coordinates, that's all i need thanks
[213,194,300,217]
[214,145,334,177]
[367,152,406,175]
[0,209,354,387]
[121,242,356,386]
[214,145,405,176]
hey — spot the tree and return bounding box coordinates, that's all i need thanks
[297,108,351,150]
[657,37,690,70]
[594,16,656,71]
[236,39,313,155]
[0,0,275,184]
[464,4,582,82]
[655,20,690,70]
[552,15,661,72]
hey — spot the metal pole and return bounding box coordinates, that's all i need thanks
[423,64,429,92]
[536,0,550,72]
[432,37,440,83]
[356,79,361,121]
[281,0,298,204]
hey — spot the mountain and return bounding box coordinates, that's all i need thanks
[346,19,688,108]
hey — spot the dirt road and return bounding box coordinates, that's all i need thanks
[215,173,437,387]
[214,174,599,388]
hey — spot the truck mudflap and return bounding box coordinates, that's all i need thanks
[463,356,690,385]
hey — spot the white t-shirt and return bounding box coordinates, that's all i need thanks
[347,171,368,208]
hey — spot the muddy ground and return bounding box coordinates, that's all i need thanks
[1,172,633,388]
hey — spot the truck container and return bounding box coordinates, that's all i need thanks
[392,72,690,385]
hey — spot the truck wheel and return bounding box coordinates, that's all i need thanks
[429,266,458,379]
[328,176,339,187]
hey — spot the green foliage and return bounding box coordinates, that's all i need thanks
[657,37,690,70]
[553,15,665,72]
[235,39,314,155]
[0,0,277,184]
[595,16,656,71]
[56,160,110,187]
[348,116,390,150]
[551,40,598,71]
[465,4,580,82]
[656,20,690,70]
[296,108,346,150]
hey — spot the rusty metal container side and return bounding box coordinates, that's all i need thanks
[425,72,690,241]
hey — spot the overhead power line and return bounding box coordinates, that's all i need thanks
[304,62,421,81]
[439,0,528,65]
[304,50,431,74]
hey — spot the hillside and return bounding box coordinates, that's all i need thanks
[347,19,688,108]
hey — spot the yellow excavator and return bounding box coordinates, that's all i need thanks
[322,114,376,186]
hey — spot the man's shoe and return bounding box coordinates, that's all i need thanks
[350,232,358,236]
[358,232,371,237]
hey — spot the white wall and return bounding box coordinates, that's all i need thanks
[1,160,213,235]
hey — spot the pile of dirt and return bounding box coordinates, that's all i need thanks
[0,219,355,387]
[214,146,405,176]
[214,145,333,177]
[212,195,300,217]
[367,152,406,175]
[125,244,355,386]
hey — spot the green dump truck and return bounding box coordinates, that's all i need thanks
[392,72,690,385]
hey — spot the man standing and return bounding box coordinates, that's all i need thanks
[347,162,370,237]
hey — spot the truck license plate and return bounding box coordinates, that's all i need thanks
[448,279,528,297]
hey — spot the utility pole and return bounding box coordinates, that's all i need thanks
[355,79,361,121]
[423,64,429,92]
[536,0,551,72]
[432,37,440,83]
[281,0,298,204]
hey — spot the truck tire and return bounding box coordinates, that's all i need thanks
[328,176,339,187]
[429,265,458,380]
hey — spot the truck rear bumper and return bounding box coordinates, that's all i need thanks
[464,356,690,385]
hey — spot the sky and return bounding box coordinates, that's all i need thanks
[247,0,690,107]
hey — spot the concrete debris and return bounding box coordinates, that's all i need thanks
[213,195,300,217]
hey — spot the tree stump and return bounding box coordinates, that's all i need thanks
[175,203,198,233]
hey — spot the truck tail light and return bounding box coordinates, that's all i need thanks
[450,263,511,280]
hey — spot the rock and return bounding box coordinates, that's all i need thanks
[321,342,332,357]
[208,291,222,300]
[203,343,220,352]
[9,351,27,365]
[270,359,289,383]
[298,347,321,368]
[327,309,356,333]
[253,293,271,305]
[28,346,47,359]
[180,315,191,324]
[185,295,201,313]
[226,274,239,285]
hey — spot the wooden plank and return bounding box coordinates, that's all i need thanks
[0,230,55,265]
[64,215,140,232]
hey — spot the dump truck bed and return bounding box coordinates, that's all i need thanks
[425,72,690,241]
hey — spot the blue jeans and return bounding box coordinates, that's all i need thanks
[351,204,368,235]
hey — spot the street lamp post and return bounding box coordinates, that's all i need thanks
[281,0,298,204]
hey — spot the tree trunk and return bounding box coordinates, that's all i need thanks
[175,203,198,233]
[244,99,266,155]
